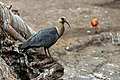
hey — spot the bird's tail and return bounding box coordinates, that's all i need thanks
[18,43,29,53]
[19,41,30,49]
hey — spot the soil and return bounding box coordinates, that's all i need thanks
[1,0,120,80]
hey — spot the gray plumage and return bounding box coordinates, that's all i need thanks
[20,27,59,50]
[20,17,70,58]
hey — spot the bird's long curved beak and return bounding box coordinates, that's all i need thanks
[65,21,70,27]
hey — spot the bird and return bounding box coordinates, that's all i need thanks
[91,17,99,33]
[20,17,70,59]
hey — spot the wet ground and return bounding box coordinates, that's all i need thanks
[1,0,120,80]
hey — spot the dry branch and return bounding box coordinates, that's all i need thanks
[0,2,36,41]
[0,1,64,80]
[3,22,25,42]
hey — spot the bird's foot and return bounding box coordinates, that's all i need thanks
[43,55,54,62]
[94,31,99,34]
[44,54,49,59]
[48,57,54,62]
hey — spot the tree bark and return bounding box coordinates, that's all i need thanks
[0,1,64,80]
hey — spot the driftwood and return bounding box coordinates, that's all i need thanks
[0,2,64,80]
[0,57,17,80]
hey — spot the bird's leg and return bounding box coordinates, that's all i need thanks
[46,48,54,60]
[46,48,51,58]
[44,48,48,58]
[94,27,98,34]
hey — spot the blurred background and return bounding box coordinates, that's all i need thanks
[1,0,120,80]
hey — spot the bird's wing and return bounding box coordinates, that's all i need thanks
[20,27,59,49]
[20,32,39,49]
[29,31,59,47]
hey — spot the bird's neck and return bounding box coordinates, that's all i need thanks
[56,23,65,37]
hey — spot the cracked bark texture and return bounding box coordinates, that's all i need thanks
[0,1,64,80]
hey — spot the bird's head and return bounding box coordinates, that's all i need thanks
[58,16,70,27]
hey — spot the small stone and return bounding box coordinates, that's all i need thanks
[87,30,91,34]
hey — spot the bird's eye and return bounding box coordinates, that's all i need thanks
[61,17,65,21]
